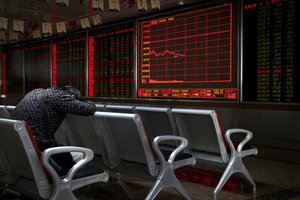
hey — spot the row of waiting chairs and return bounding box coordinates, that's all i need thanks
[0,105,111,199]
[106,104,258,198]
[60,111,196,200]
[63,104,258,199]
[0,105,195,200]
[0,117,109,200]
[0,104,258,200]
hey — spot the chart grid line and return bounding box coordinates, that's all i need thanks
[140,4,232,84]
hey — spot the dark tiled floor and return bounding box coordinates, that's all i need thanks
[2,147,300,200]
[78,146,300,200]
[73,155,300,200]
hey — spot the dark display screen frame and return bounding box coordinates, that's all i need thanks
[242,0,300,104]
[137,1,239,101]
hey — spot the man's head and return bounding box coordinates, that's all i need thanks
[62,86,81,99]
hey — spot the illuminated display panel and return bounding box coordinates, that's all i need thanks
[52,33,87,96]
[137,2,238,99]
[243,0,300,103]
[1,47,24,96]
[24,42,51,93]
[88,22,135,98]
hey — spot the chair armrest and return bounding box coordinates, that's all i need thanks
[41,146,94,183]
[241,148,258,157]
[225,128,258,157]
[152,135,189,165]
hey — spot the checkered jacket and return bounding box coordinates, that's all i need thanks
[10,88,96,150]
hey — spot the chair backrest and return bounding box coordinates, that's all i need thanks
[54,119,75,145]
[95,104,106,111]
[5,105,15,109]
[0,118,51,199]
[92,111,158,176]
[63,114,110,166]
[171,109,229,162]
[5,105,16,112]
[0,105,16,118]
[0,106,10,118]
[105,104,134,113]
[134,106,179,146]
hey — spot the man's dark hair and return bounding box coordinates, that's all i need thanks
[62,86,81,99]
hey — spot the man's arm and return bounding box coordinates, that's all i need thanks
[55,92,96,116]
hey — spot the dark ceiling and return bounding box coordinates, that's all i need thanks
[0,0,203,44]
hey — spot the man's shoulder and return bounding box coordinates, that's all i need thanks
[30,88,44,93]
[24,88,44,97]
[44,87,62,95]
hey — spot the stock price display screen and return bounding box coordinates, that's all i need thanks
[88,22,134,98]
[137,2,238,100]
[52,33,87,96]
[24,42,51,93]
[243,0,300,103]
